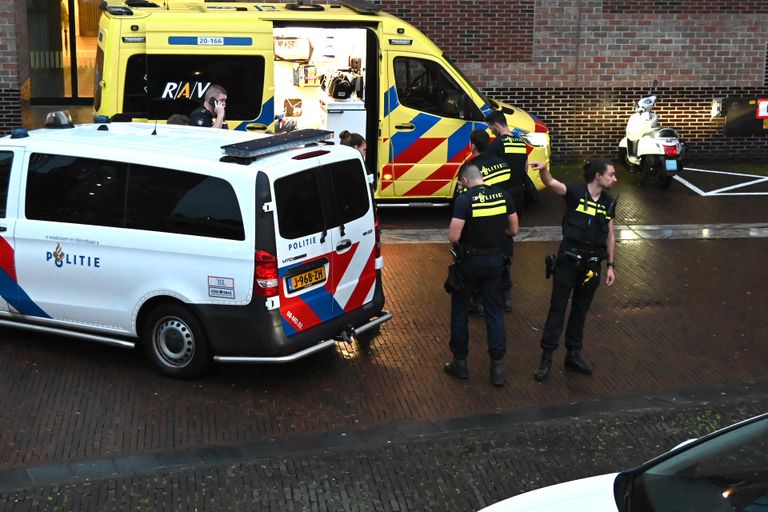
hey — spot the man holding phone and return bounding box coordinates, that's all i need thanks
[189,84,227,129]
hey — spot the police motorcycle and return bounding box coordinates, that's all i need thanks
[618,80,684,189]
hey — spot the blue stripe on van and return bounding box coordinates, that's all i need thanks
[390,112,440,160]
[0,270,50,319]
[168,36,253,46]
[446,122,475,161]
[384,86,399,118]
[233,97,274,131]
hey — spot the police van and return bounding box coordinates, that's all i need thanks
[94,0,551,206]
[0,113,391,378]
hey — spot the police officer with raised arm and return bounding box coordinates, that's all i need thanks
[530,159,617,382]
[445,162,519,387]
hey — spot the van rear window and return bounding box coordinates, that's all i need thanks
[26,154,245,240]
[123,54,266,121]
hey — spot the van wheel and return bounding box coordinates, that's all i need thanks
[142,304,210,379]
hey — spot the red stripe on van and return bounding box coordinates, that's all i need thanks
[0,237,17,281]
[344,247,376,312]
[393,137,444,165]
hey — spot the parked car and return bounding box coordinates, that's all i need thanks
[480,412,768,511]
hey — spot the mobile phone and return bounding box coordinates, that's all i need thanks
[209,98,218,108]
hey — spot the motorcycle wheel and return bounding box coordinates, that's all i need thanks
[659,174,673,189]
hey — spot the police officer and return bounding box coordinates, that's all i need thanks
[485,111,530,212]
[529,159,617,382]
[468,129,517,313]
[189,84,228,129]
[445,162,519,387]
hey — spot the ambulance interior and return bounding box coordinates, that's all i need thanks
[272,27,368,146]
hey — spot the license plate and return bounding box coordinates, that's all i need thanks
[665,159,678,171]
[287,266,326,292]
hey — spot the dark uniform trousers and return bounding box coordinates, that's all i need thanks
[540,249,602,351]
[450,255,506,361]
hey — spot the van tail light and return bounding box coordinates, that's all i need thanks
[374,216,382,259]
[663,144,678,157]
[254,250,279,297]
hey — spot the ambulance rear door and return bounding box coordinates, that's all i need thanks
[141,17,275,131]
[382,51,486,200]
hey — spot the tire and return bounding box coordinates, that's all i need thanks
[617,147,629,171]
[142,303,210,379]
[659,174,673,189]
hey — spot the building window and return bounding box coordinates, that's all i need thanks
[27,0,99,101]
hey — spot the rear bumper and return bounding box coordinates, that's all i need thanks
[213,310,392,363]
[191,271,389,361]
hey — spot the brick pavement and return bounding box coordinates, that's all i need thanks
[0,165,767,508]
[1,236,767,473]
[1,383,766,511]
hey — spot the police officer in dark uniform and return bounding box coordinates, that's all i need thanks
[189,84,228,129]
[530,159,618,382]
[467,129,517,313]
[486,113,532,312]
[445,162,519,386]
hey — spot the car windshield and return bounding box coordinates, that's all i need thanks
[630,415,768,512]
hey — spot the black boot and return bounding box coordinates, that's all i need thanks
[490,359,504,387]
[444,358,468,379]
[534,349,554,382]
[564,349,593,375]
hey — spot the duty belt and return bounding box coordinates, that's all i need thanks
[471,247,503,256]
[562,249,601,263]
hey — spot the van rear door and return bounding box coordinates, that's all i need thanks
[382,51,486,199]
[318,155,377,317]
[271,158,336,336]
[271,154,375,335]
[0,149,27,316]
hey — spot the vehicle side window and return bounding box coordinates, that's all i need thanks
[123,54,147,116]
[325,159,369,225]
[0,152,13,218]
[274,169,325,239]
[127,164,244,240]
[26,153,127,227]
[143,55,266,121]
[393,57,480,120]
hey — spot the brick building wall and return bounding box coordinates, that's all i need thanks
[0,0,27,133]
[381,0,768,161]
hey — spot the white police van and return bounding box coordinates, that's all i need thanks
[0,113,390,378]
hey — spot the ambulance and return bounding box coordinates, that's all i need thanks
[0,114,391,378]
[94,0,551,205]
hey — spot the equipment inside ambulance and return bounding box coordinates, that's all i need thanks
[94,0,550,205]
[0,114,391,378]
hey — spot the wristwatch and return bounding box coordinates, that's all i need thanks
[607,262,615,268]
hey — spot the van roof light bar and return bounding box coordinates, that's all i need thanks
[221,129,334,159]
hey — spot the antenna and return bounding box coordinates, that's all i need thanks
[151,120,158,135]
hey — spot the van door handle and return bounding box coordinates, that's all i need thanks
[336,239,352,252]
[245,123,268,132]
[0,226,6,232]
[395,123,415,131]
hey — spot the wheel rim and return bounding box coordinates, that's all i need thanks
[153,316,195,368]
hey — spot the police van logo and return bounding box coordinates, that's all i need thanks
[161,81,211,101]
[46,244,101,269]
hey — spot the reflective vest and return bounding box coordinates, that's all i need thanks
[561,183,615,249]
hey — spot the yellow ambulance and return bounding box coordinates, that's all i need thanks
[94,0,550,205]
